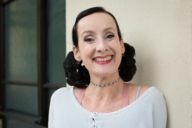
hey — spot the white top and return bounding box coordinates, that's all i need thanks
[48,86,167,128]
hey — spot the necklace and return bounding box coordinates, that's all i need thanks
[90,77,122,88]
[79,81,130,112]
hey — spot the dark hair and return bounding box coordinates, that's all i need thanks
[64,6,137,88]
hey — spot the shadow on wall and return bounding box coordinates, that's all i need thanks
[134,53,157,86]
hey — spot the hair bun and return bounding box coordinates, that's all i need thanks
[119,43,137,81]
[63,51,89,87]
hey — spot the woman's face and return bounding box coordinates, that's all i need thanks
[73,12,125,78]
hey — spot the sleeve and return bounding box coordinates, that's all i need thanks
[48,95,55,128]
[153,91,167,128]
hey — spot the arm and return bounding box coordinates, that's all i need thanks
[153,91,167,128]
[48,95,54,128]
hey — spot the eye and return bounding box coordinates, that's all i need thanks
[84,37,94,42]
[83,35,95,43]
[105,33,115,40]
[107,34,114,38]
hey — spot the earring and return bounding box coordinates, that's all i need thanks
[81,62,84,66]
[76,60,81,73]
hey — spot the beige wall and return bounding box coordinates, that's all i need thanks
[66,0,192,128]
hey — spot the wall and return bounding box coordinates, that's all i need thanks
[66,0,192,128]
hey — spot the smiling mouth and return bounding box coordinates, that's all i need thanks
[93,55,113,64]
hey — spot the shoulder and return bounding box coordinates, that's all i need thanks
[137,84,165,102]
[141,85,164,101]
[138,84,150,97]
[126,83,166,104]
[127,83,164,97]
[138,85,167,108]
[126,84,150,99]
[50,86,72,102]
[144,86,167,125]
[149,86,166,105]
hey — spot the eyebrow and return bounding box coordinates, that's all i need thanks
[103,27,115,32]
[81,30,95,36]
[81,27,116,36]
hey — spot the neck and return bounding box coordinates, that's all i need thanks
[80,81,127,112]
[86,75,124,98]
[81,76,126,109]
[90,77,121,88]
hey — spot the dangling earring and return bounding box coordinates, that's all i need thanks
[76,68,79,73]
[76,60,81,73]
[81,62,85,66]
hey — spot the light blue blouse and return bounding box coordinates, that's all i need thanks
[48,86,167,128]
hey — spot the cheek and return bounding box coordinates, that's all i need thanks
[79,45,94,62]
[113,43,124,62]
[110,42,123,54]
[118,43,125,55]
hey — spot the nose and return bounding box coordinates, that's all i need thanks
[96,39,109,53]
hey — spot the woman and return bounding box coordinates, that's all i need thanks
[48,6,167,128]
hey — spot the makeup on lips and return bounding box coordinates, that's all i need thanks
[93,55,113,65]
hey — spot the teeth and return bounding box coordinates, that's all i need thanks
[95,56,112,62]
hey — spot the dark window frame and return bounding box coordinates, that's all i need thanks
[0,1,6,128]
[0,0,66,127]
[36,0,48,126]
[0,0,49,127]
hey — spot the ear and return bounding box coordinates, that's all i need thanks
[120,41,125,54]
[73,46,81,61]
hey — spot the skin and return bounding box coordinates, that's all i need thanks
[73,12,149,113]
[74,13,124,79]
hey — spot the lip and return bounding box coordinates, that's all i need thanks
[93,55,113,65]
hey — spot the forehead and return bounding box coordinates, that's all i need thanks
[77,12,117,34]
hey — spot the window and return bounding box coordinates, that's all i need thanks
[0,0,66,127]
